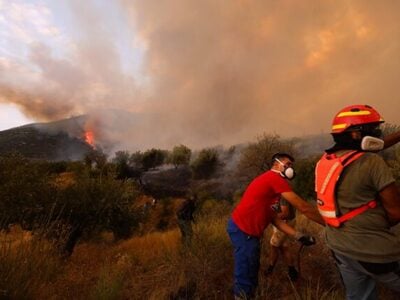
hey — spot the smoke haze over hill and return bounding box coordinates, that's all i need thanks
[1,0,400,150]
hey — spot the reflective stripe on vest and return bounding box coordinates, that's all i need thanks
[315,150,377,227]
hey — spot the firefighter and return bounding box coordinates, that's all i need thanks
[227,153,324,299]
[315,104,400,299]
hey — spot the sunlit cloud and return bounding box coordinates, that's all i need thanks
[1,1,61,45]
[0,0,399,150]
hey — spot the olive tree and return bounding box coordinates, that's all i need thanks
[169,144,192,168]
[191,148,220,179]
[236,134,296,184]
[141,148,168,170]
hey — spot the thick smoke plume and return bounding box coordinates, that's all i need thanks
[1,0,400,150]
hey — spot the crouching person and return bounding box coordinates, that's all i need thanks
[265,198,299,281]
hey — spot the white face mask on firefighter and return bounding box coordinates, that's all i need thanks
[275,158,295,180]
[361,136,384,151]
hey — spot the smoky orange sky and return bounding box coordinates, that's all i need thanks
[1,0,400,150]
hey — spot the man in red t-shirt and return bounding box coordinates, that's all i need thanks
[227,153,324,298]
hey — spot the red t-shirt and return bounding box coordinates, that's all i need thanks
[232,170,292,237]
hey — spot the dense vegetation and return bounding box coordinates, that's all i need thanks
[0,132,399,299]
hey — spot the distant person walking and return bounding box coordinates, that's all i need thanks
[315,104,400,299]
[227,153,324,299]
[265,198,299,281]
[177,195,196,245]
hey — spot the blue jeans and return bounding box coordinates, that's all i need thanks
[227,218,260,298]
[333,251,400,300]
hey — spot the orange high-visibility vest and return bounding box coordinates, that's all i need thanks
[315,150,377,227]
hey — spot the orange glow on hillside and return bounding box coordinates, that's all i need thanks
[85,131,95,147]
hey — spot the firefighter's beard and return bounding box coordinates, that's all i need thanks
[330,127,384,152]
[332,133,362,150]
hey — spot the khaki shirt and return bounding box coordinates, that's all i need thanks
[325,152,399,263]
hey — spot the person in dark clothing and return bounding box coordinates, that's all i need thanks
[177,196,196,245]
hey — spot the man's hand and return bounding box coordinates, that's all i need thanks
[294,232,316,246]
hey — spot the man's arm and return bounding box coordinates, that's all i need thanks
[383,131,400,149]
[272,216,296,236]
[281,191,325,226]
[379,182,400,226]
[278,204,289,220]
[272,216,316,246]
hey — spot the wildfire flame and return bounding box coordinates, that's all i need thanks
[85,130,95,147]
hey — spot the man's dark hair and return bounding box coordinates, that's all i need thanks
[271,153,294,165]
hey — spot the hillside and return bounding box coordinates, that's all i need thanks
[0,116,92,161]
[0,110,147,161]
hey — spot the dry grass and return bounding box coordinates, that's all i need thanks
[258,216,344,299]
[0,226,62,299]
[1,202,399,299]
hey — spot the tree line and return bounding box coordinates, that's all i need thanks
[1,132,398,256]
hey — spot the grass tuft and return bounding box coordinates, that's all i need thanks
[0,226,62,299]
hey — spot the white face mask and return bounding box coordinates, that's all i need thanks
[361,136,384,151]
[275,158,296,180]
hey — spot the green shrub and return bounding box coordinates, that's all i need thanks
[0,154,141,256]
[236,133,296,184]
[169,144,192,168]
[191,148,220,179]
[292,156,319,199]
[141,148,168,170]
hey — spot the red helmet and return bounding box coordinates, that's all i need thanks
[331,104,384,134]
